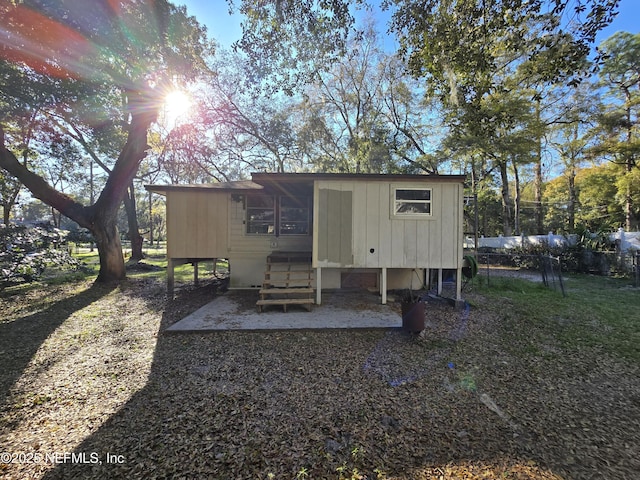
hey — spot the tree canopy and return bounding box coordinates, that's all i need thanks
[0,0,213,281]
[1,0,632,285]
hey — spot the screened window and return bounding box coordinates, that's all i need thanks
[246,195,311,235]
[393,188,432,216]
[279,196,310,235]
[246,195,275,234]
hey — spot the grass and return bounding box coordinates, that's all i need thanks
[70,247,227,284]
[469,274,640,361]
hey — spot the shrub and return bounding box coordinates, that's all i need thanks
[0,224,81,290]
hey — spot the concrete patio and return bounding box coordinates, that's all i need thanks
[167,289,403,331]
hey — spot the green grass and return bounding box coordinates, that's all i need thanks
[69,248,228,284]
[472,274,640,361]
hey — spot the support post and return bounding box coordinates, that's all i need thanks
[316,267,322,305]
[380,267,387,304]
[168,258,175,297]
[194,260,199,286]
[437,268,443,295]
[456,264,462,301]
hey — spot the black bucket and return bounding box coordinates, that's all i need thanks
[401,299,425,333]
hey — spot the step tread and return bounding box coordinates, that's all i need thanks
[256,298,315,305]
[260,287,315,294]
[260,287,314,294]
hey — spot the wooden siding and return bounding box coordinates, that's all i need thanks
[166,190,229,259]
[315,179,463,269]
[316,187,353,266]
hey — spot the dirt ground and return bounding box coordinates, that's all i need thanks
[1,278,639,479]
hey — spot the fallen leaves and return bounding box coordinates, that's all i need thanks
[0,280,639,479]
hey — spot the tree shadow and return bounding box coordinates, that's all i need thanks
[22,283,640,479]
[0,282,117,411]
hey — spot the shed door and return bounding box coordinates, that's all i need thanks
[317,189,353,266]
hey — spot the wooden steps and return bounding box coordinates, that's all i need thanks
[257,252,314,312]
[259,287,314,295]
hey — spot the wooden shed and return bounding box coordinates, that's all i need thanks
[146,172,466,307]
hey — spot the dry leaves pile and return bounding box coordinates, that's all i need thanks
[1,279,638,479]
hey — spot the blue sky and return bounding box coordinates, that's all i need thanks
[179,0,639,50]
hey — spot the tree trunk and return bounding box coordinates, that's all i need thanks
[123,181,144,261]
[567,168,577,232]
[1,101,155,283]
[2,182,20,225]
[499,160,513,236]
[513,159,521,236]
[91,210,126,283]
[534,100,544,234]
[623,86,634,231]
[148,189,154,246]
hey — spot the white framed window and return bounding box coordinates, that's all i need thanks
[392,187,432,217]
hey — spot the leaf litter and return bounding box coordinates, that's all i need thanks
[0,279,638,479]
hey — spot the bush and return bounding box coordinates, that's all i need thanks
[0,224,81,290]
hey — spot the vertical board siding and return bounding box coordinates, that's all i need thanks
[365,183,381,267]
[427,184,442,266]
[376,183,392,267]
[165,179,463,271]
[403,220,418,266]
[317,187,329,262]
[194,191,209,255]
[167,191,229,259]
[352,183,367,266]
[339,190,353,265]
[317,180,463,269]
[316,186,353,266]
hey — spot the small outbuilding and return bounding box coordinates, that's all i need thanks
[146,172,465,308]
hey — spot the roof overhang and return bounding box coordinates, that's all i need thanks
[144,180,264,196]
[251,172,467,184]
[146,172,467,196]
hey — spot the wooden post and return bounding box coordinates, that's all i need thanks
[380,267,387,304]
[193,260,199,286]
[168,258,175,297]
[316,267,322,305]
[437,268,443,295]
[456,265,462,301]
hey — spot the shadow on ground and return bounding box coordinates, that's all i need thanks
[4,279,638,479]
[0,283,116,410]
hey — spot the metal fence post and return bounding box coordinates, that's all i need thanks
[556,256,566,297]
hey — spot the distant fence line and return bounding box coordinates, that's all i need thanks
[465,228,640,253]
[469,243,640,288]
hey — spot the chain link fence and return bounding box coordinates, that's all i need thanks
[468,249,640,294]
[471,252,566,296]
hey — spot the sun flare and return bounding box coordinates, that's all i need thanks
[162,90,192,125]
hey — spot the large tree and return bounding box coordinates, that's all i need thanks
[384,0,618,235]
[593,31,640,230]
[0,0,212,282]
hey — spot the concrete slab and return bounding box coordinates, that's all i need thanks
[167,289,402,331]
